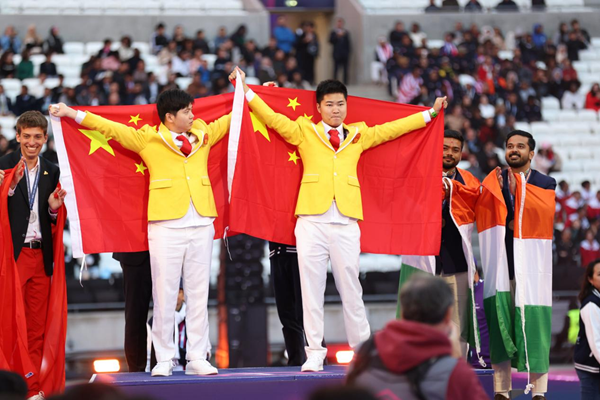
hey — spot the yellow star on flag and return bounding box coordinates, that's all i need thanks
[135,161,148,175]
[79,129,115,156]
[287,97,301,111]
[303,114,313,120]
[288,151,300,165]
[129,114,142,126]
[250,112,270,142]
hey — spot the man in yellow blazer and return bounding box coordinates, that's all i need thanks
[231,67,447,372]
[51,90,230,377]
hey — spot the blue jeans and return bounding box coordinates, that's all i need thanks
[577,368,600,400]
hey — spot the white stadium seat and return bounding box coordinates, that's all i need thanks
[580,51,600,62]
[558,136,582,147]
[1,78,22,92]
[573,61,589,72]
[530,122,551,136]
[85,42,104,56]
[558,110,579,122]
[132,42,151,55]
[514,122,530,132]
[569,148,594,160]
[541,97,560,110]
[63,42,85,55]
[580,135,600,147]
[578,110,599,122]
[561,160,585,172]
[542,109,560,122]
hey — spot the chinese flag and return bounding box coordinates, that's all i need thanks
[228,85,443,255]
[52,94,233,257]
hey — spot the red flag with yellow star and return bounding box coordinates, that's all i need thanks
[52,94,233,257]
[228,85,443,255]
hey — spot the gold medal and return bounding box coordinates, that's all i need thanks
[508,220,514,231]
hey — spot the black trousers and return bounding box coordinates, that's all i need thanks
[333,58,349,84]
[270,248,306,366]
[121,259,153,372]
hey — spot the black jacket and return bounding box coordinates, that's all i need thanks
[0,151,60,276]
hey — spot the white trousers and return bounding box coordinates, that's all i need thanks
[295,218,371,360]
[148,223,214,363]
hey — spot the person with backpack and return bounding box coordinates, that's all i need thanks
[347,274,488,400]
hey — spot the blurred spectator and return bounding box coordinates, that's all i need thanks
[561,59,578,89]
[441,33,458,57]
[588,191,600,221]
[581,230,600,268]
[532,0,546,10]
[23,24,44,55]
[118,36,134,62]
[273,16,295,55]
[389,21,408,51]
[534,143,562,174]
[288,71,311,90]
[16,50,34,80]
[14,85,37,115]
[496,0,519,11]
[445,105,466,131]
[425,0,442,12]
[554,23,569,45]
[523,95,542,122]
[172,25,187,52]
[464,0,483,12]
[585,83,600,111]
[562,82,585,110]
[44,26,64,54]
[40,52,58,77]
[479,95,495,119]
[566,31,587,61]
[172,51,192,77]
[571,19,591,45]
[230,25,247,50]
[97,39,117,59]
[37,87,54,115]
[193,30,210,54]
[0,52,16,78]
[213,26,229,52]
[329,18,351,84]
[296,22,319,84]
[151,23,169,54]
[466,153,484,181]
[582,181,593,204]
[397,67,422,104]
[409,23,427,48]
[43,136,58,165]
[554,228,580,289]
[556,180,571,204]
[158,41,177,65]
[371,37,393,85]
[441,0,460,11]
[0,85,14,115]
[1,26,22,54]
[532,24,547,49]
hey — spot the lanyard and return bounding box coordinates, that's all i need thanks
[24,159,41,212]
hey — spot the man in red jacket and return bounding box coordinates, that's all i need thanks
[347,274,488,400]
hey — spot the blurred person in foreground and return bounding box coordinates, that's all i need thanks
[347,275,488,400]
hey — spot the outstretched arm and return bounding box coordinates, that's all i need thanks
[361,96,447,150]
[51,103,148,153]
[229,67,304,146]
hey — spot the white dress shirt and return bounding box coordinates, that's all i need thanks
[8,158,43,242]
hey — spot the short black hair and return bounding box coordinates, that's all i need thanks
[506,130,536,151]
[316,79,347,104]
[400,274,453,325]
[156,89,194,123]
[444,129,464,145]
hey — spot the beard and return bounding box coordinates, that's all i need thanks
[506,153,528,168]
[443,158,459,171]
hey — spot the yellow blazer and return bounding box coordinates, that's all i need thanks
[81,112,231,221]
[249,94,426,220]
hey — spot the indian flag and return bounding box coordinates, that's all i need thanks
[476,171,555,377]
[397,169,484,363]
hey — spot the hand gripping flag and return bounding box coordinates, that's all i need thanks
[227,84,444,255]
[476,171,555,392]
[398,168,485,365]
[0,168,67,395]
[51,95,233,257]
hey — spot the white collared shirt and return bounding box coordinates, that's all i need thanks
[7,158,43,242]
[76,110,213,228]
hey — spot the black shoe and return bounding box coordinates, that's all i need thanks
[532,396,546,400]
[494,395,510,400]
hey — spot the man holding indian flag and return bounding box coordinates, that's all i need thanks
[477,130,556,400]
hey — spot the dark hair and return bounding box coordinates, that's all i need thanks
[444,129,464,145]
[16,110,48,135]
[400,274,453,325]
[506,130,536,151]
[156,89,194,123]
[316,79,347,104]
[579,259,600,303]
[0,370,28,398]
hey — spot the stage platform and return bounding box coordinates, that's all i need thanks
[93,366,496,400]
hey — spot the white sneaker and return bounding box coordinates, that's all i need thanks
[27,392,45,400]
[185,359,218,375]
[301,357,324,372]
[151,361,174,377]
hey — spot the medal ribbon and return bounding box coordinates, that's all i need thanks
[24,158,41,213]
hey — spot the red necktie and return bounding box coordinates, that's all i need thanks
[176,134,192,157]
[329,129,340,151]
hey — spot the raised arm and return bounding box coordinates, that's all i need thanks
[199,112,232,146]
[229,67,304,146]
[361,96,447,150]
[51,103,148,154]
